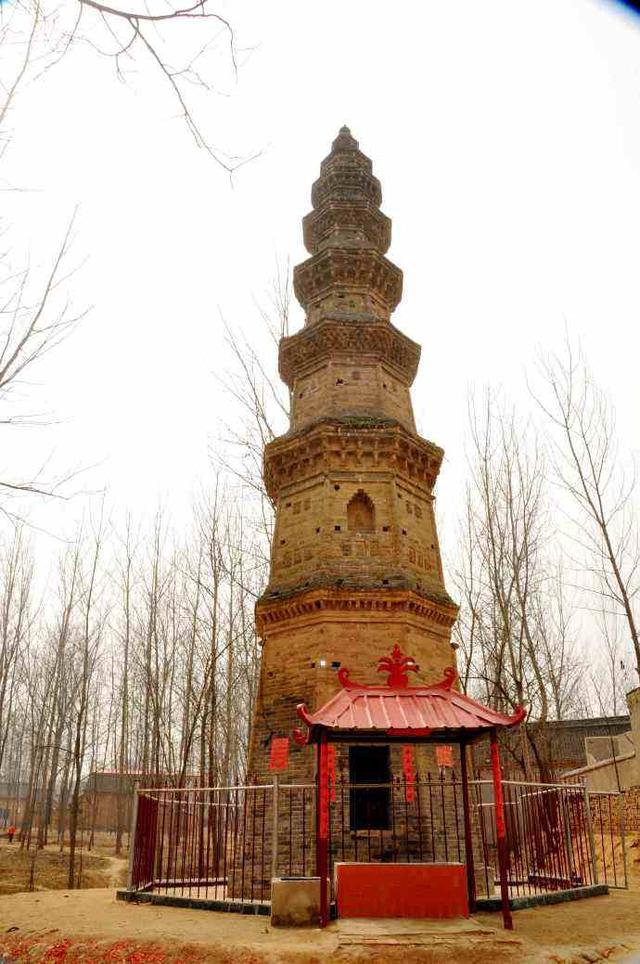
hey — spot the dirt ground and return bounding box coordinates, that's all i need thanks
[0,842,127,895]
[0,887,638,963]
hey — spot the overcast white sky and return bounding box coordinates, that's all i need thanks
[3,0,640,566]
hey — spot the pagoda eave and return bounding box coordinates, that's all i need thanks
[278,316,421,388]
[293,248,403,314]
[302,202,392,255]
[263,417,444,501]
[255,582,459,637]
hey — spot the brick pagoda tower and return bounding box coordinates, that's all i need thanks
[247,127,459,784]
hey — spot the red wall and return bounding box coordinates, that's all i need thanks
[335,863,469,919]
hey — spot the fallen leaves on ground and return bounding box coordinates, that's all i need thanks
[0,933,227,963]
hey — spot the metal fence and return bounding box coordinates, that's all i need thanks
[129,783,317,904]
[128,775,628,906]
[474,781,628,897]
[327,774,467,868]
[129,785,273,903]
[589,790,629,889]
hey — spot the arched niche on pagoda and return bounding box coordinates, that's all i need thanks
[347,490,375,533]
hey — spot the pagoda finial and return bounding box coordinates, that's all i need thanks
[331,125,359,153]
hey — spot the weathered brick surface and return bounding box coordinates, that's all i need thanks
[588,785,640,833]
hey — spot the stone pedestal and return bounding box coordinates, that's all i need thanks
[270,877,321,927]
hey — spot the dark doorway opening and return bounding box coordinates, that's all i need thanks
[349,745,391,830]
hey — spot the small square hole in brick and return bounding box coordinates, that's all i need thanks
[382,525,390,532]
[334,525,341,531]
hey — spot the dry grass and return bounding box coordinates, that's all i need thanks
[0,843,127,895]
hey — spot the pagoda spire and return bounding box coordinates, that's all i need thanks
[295,126,402,325]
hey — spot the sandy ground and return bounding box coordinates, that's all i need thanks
[0,843,128,895]
[0,887,638,962]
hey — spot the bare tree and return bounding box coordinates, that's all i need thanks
[214,266,292,516]
[0,529,34,771]
[454,391,584,778]
[534,341,640,681]
[0,213,88,516]
[0,481,267,874]
[67,511,106,887]
[1,0,249,170]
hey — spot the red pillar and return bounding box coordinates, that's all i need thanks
[316,731,329,927]
[459,740,476,912]
[490,728,513,930]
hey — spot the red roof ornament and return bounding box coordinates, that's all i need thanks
[294,647,526,745]
[377,644,419,687]
[433,666,457,690]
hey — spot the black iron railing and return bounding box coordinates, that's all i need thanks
[128,774,628,904]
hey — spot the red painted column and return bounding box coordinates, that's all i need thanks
[490,728,513,930]
[459,740,476,912]
[316,731,329,927]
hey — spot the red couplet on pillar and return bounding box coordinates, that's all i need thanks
[490,728,513,931]
[327,744,337,802]
[269,736,289,772]
[319,762,330,837]
[436,745,454,768]
[402,745,415,802]
[317,734,330,928]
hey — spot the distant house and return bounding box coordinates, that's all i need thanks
[560,687,640,792]
[473,713,633,782]
[81,769,201,834]
[81,770,142,834]
[0,779,29,826]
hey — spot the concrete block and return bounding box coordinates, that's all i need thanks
[270,876,321,927]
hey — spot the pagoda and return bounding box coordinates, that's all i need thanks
[247,127,459,784]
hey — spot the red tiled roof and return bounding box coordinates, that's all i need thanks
[295,646,525,742]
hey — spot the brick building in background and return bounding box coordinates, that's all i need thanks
[473,714,632,783]
[246,127,460,788]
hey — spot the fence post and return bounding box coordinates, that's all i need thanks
[271,775,279,884]
[560,793,573,878]
[619,793,628,889]
[317,733,329,928]
[460,742,476,911]
[126,785,140,891]
[583,785,598,885]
